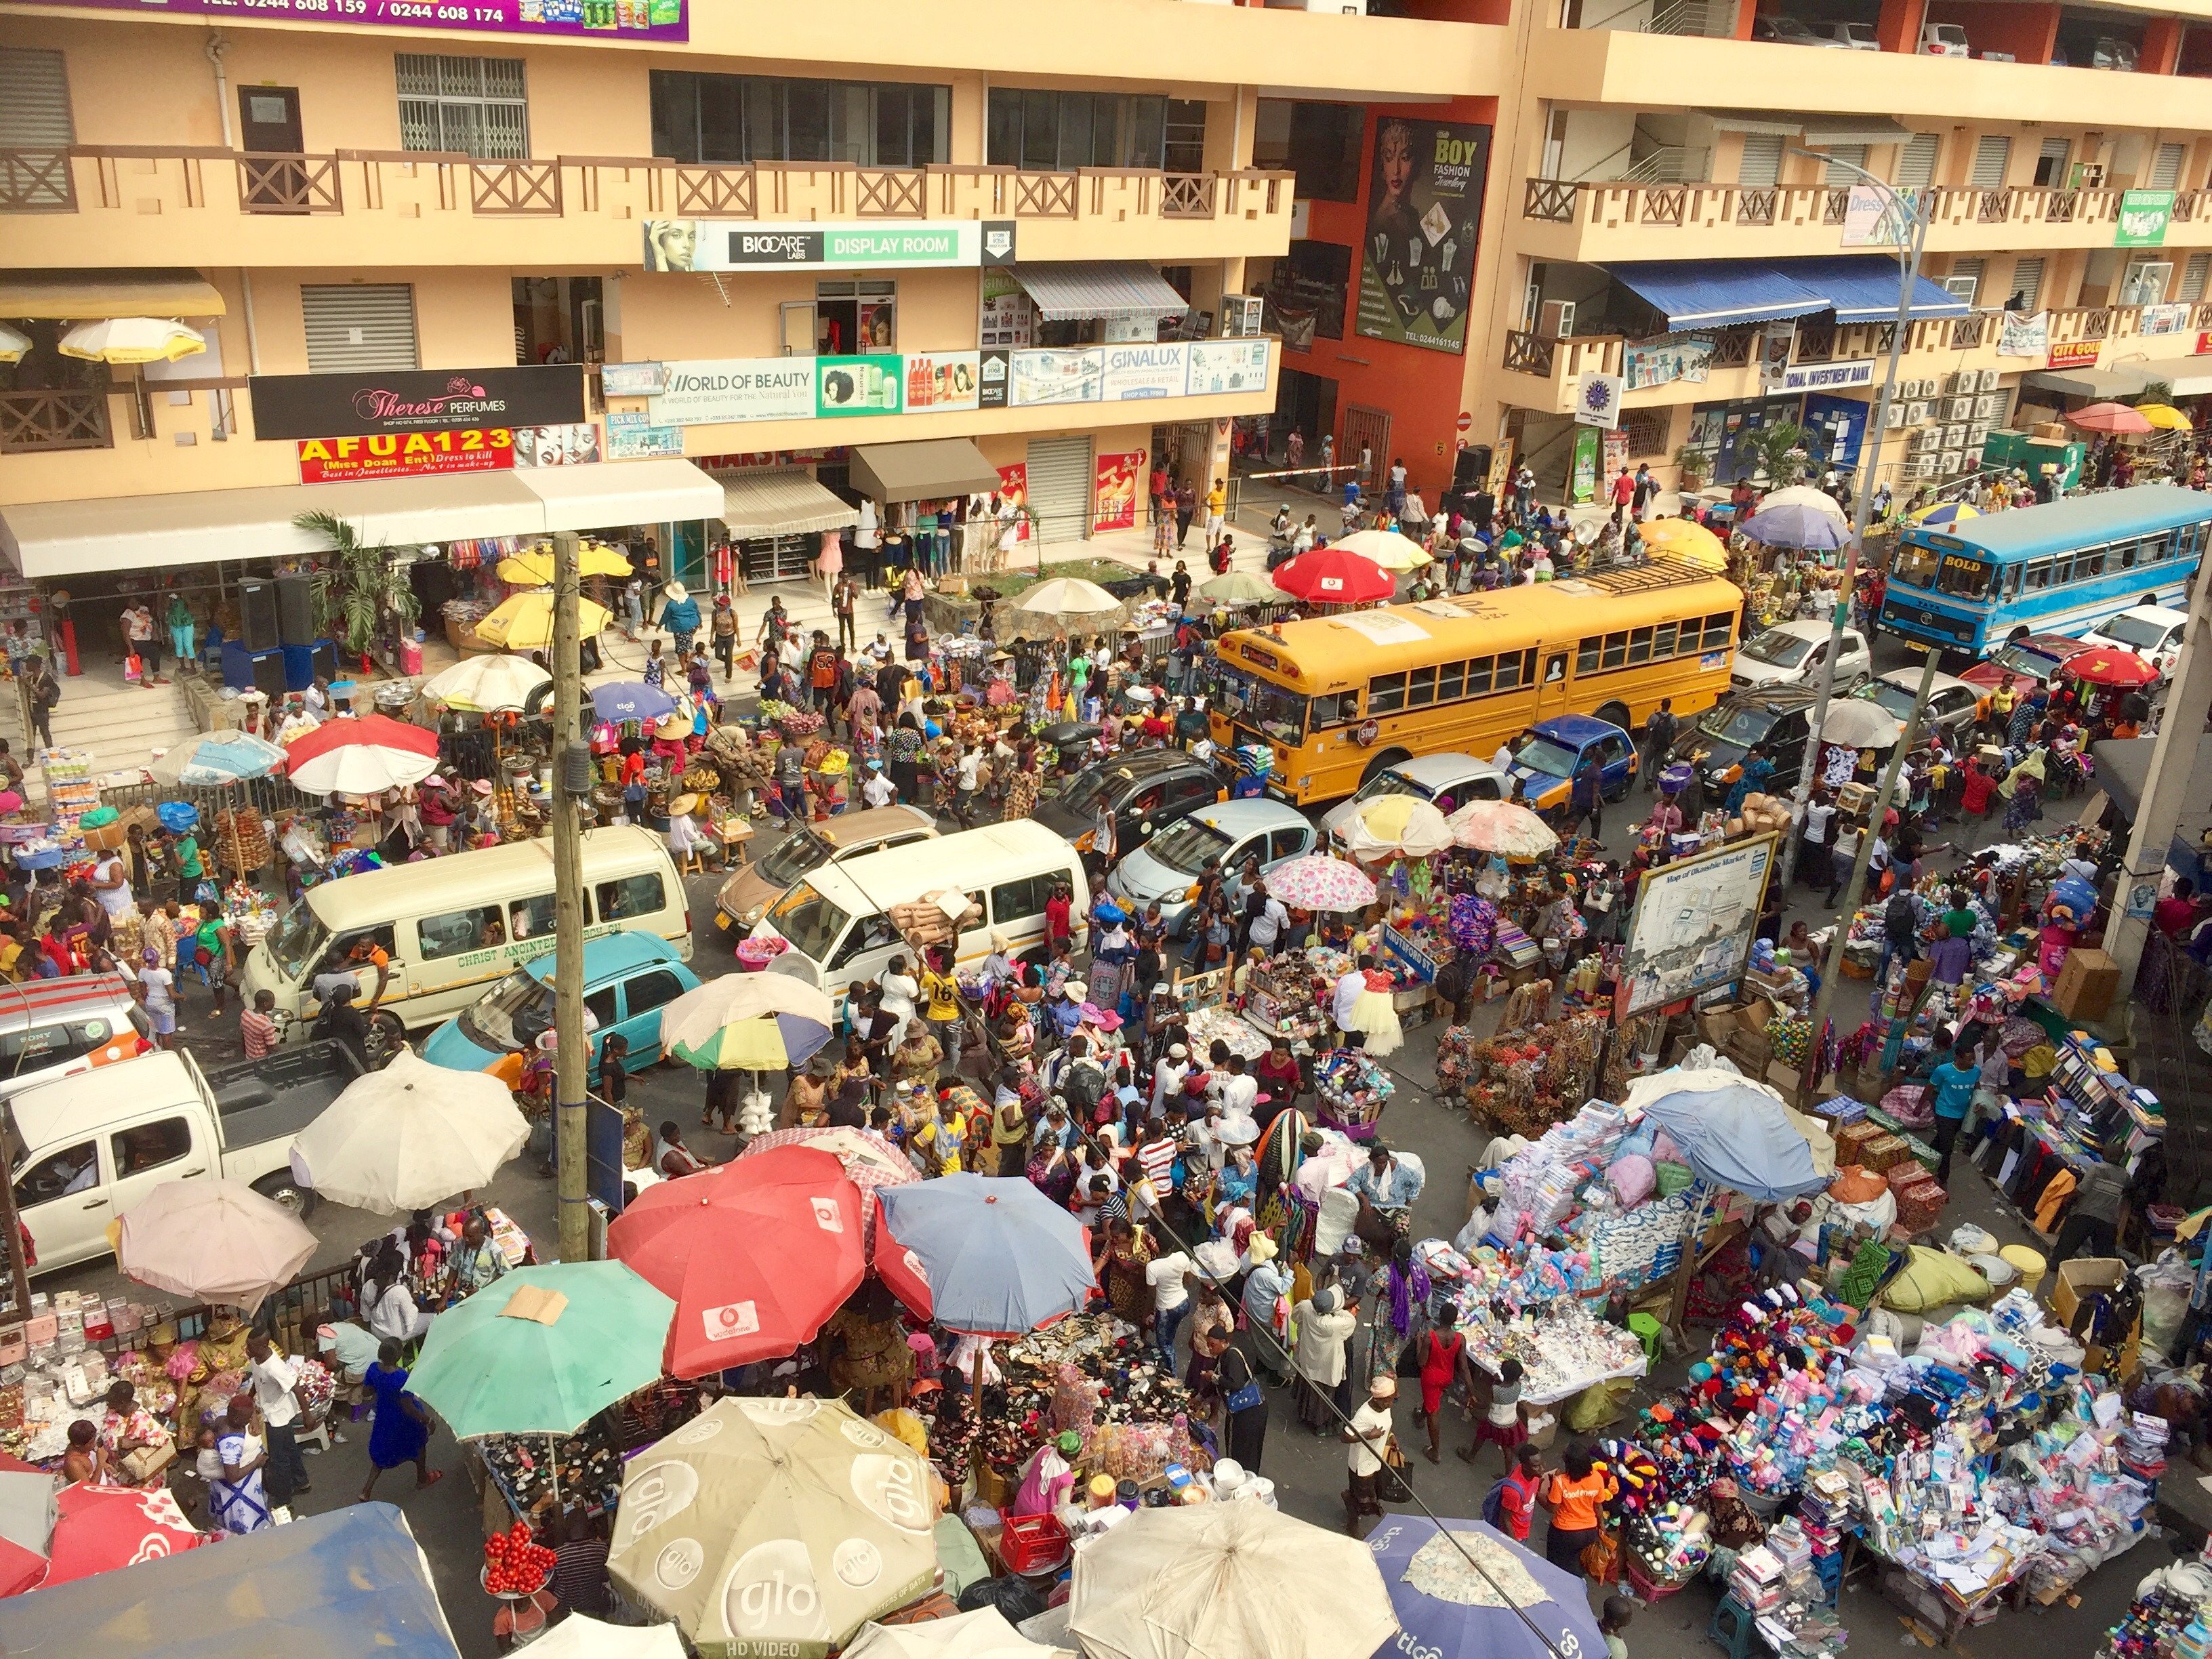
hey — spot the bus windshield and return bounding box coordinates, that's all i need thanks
[1933,556,1992,599]
[1892,543,1944,588]
[1214,665,1310,743]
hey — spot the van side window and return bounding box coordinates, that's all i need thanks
[596,874,665,923]
[624,970,685,1019]
[15,1141,96,1206]
[419,906,506,962]
[0,1021,101,1078]
[830,914,900,970]
[989,875,1050,926]
[320,926,397,979]
[113,1118,192,1179]
[510,894,557,941]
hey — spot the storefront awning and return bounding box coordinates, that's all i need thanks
[0,269,226,319]
[2092,734,2212,825]
[1603,261,1832,329]
[2023,365,2156,400]
[851,439,1002,504]
[1782,256,1969,324]
[1700,110,1810,136]
[1798,115,1914,147]
[1012,262,1191,323]
[516,457,722,531]
[716,470,859,539]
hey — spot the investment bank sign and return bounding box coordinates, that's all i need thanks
[642,219,1017,273]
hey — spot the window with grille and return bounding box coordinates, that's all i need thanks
[2008,258,2044,312]
[1621,407,1669,457]
[396,54,528,160]
[1896,134,1940,192]
[2152,142,2186,191]
[1944,258,1984,306]
[1969,134,2011,190]
[2182,253,2210,304]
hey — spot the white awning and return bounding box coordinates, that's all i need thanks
[1012,262,1191,323]
[2022,365,2156,400]
[1798,115,1914,146]
[516,457,722,531]
[716,470,859,539]
[1700,110,1809,136]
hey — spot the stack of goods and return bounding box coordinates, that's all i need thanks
[43,750,97,847]
[1622,1502,1712,1599]
[219,881,281,947]
[1185,1004,1267,1061]
[213,804,272,875]
[1457,1296,1647,1407]
[1240,957,1327,1042]
[1450,1012,1607,1137]
[480,1422,626,1526]
[2104,1563,2212,1659]
[1727,792,1795,842]
[1419,1235,1605,1317]
[1796,1466,1853,1605]
[1314,1050,1393,1135]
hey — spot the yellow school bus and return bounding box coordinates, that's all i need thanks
[1208,560,1742,804]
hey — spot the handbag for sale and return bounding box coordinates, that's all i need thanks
[1377,1433,1414,1502]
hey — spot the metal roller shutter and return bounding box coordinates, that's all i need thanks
[1736,134,1782,188]
[1896,134,1939,194]
[0,49,75,209]
[1025,434,1094,546]
[301,284,420,373]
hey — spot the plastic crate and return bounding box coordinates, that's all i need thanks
[996,1509,1069,1576]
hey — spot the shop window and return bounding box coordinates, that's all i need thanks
[419,905,506,961]
[595,874,665,924]
[398,54,528,160]
[1601,632,1629,670]
[1627,627,1654,665]
[1437,661,1465,701]
[1465,657,1494,695]
[985,88,1191,171]
[1620,409,1671,460]
[1253,100,1365,202]
[1652,621,1678,658]
[1254,241,1353,346]
[112,1118,192,1179]
[815,281,895,356]
[1406,665,1437,707]
[650,71,949,166]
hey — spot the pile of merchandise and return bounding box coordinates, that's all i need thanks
[1434,1012,1607,1137]
[2104,1561,2212,1659]
[478,1421,626,1526]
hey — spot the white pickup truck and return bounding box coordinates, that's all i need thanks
[5,1041,364,1275]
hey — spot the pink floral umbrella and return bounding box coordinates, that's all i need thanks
[1446,800,1559,859]
[1261,854,1377,913]
[739,1126,916,1250]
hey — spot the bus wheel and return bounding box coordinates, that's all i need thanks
[2007,625,2032,644]
[1359,747,1412,787]
[1594,701,1632,733]
[2142,592,2163,610]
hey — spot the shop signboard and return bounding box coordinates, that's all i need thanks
[1574,370,1623,429]
[2116,190,2175,248]
[2196,332,2212,356]
[1355,116,1489,356]
[1839,184,1906,249]
[647,359,815,426]
[600,362,667,397]
[1099,342,1188,403]
[2140,302,2191,337]
[1093,452,1143,533]
[979,350,1011,410]
[1998,311,2049,359]
[1009,348,1105,407]
[1614,832,1778,1021]
[2047,340,2102,369]
[903,352,981,413]
[1187,337,1271,396]
[815,355,904,417]
[1777,359,1875,394]
[297,428,514,485]
[251,365,584,441]
[512,423,601,467]
[605,413,687,460]
[644,220,1006,273]
[1622,335,1712,392]
[1568,426,1600,504]
[28,0,687,38]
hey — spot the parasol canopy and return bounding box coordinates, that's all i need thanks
[1636,518,1727,570]
[1737,503,1847,550]
[592,680,682,723]
[497,542,634,584]
[1331,528,1433,571]
[530,1617,688,1659]
[872,1174,1095,1334]
[0,324,28,365]
[289,1048,529,1214]
[739,1126,916,1251]
[1010,577,1124,618]
[1337,794,1454,861]
[607,1398,939,1658]
[37,1484,205,1591]
[419,653,550,715]
[1364,1514,1605,1659]
[1821,699,1905,751]
[1622,1066,1832,1200]
[1069,1502,1398,1659]
[115,1179,317,1314]
[2060,646,2160,688]
[659,973,838,1071]
[1261,853,1378,912]
[1197,569,1288,607]
[474,589,613,651]
[844,1607,1068,1659]
[148,729,287,787]
[1906,500,1980,527]
[1755,485,1848,525]
[607,1145,866,1378]
[1270,546,1394,605]
[0,1468,54,1597]
[282,713,440,796]
[1446,799,1558,859]
[2066,401,2155,434]
[58,317,205,364]
[2134,403,2194,432]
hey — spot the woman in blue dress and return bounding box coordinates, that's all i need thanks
[358,1338,441,1503]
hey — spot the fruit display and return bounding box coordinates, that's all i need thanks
[481,1520,557,1597]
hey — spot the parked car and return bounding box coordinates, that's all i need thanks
[1034,750,1228,865]
[1670,685,1822,802]
[1920,20,1970,54]
[1107,800,1317,935]
[714,805,937,937]
[423,933,700,1088]
[1729,619,1872,694]
[1816,19,1881,48]
[1853,668,1989,748]
[1959,632,2085,697]
[0,975,153,1109]
[1319,752,1507,849]
[1504,716,1637,817]
[2090,35,2139,69]
[2074,604,2188,673]
[1754,15,1847,44]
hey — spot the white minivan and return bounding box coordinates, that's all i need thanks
[243,825,692,1048]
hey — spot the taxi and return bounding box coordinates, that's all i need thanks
[1504,715,1637,817]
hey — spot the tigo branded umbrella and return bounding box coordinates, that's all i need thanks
[474,589,613,651]
[290,1049,529,1214]
[283,713,439,796]
[660,973,837,1071]
[1446,799,1558,858]
[116,1179,316,1313]
[1195,569,1285,607]
[148,730,286,787]
[1338,794,1453,860]
[2067,401,2156,434]
[497,542,634,584]
[1821,699,1904,750]
[592,680,682,723]
[419,653,550,714]
[1260,853,1377,912]
[2061,647,2160,689]
[1332,528,1432,571]
[1622,1067,1831,1200]
[608,1398,939,1658]
[1637,518,1728,570]
[37,1484,204,1591]
[1737,503,1847,550]
[408,1263,676,1438]
[1271,546,1394,605]
[1364,1513,1605,1659]
[872,1174,1095,1334]
[607,1145,866,1378]
[58,317,205,365]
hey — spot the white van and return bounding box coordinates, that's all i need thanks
[243,826,692,1046]
[758,821,1088,1012]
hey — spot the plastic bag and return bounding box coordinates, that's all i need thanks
[1564,1376,1635,1432]
[2140,1254,2196,1359]
[1609,1154,1656,1206]
[1654,1162,1696,1197]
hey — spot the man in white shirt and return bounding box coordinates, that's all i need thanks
[1151,1042,1191,1115]
[860,762,897,810]
[1145,1248,1195,1364]
[245,1331,311,1509]
[1216,1052,1259,1118]
[1343,1374,1397,1533]
[1332,957,1372,1045]
[1492,740,1516,772]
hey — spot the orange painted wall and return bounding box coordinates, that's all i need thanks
[1921,1,2059,65]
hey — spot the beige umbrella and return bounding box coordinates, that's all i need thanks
[1755,485,1848,526]
[1069,1502,1399,1659]
[1011,576,1124,620]
[0,323,28,364]
[609,1397,939,1659]
[420,652,551,714]
[1822,698,1904,751]
[1332,527,1433,571]
[115,1179,316,1313]
[844,1609,1070,1659]
[1338,794,1454,861]
[1446,799,1559,859]
[289,1049,529,1215]
[528,1616,686,1659]
[58,317,207,364]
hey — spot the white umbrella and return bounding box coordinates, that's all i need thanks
[1332,528,1433,571]
[58,317,207,364]
[289,1049,529,1215]
[419,653,551,715]
[1338,794,1454,860]
[285,741,438,797]
[1446,798,1559,859]
[527,1617,686,1659]
[1011,577,1124,618]
[1070,1503,1399,1659]
[845,1610,1070,1659]
[1822,699,1905,750]
[115,1179,317,1313]
[0,323,28,365]
[1755,485,1849,526]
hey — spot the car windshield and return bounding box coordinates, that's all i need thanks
[1053,766,1126,819]
[265,899,329,982]
[1213,666,1309,743]
[767,882,851,963]
[457,967,553,1052]
[756,824,835,888]
[1862,681,1919,719]
[1740,630,1813,669]
[1515,735,1583,777]
[1991,641,2066,680]
[1143,817,1234,878]
[1353,770,1426,805]
[1694,704,1775,746]
[2097,613,2170,650]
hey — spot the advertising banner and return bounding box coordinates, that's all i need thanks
[605,413,687,460]
[1801,393,1867,469]
[903,352,981,413]
[1186,338,1272,396]
[1622,335,1712,392]
[1777,359,1875,394]
[1615,832,1778,1020]
[1355,117,1489,356]
[2141,302,2191,336]
[599,362,667,397]
[645,220,1002,273]
[1998,311,2049,359]
[1099,342,1189,403]
[647,359,815,427]
[815,355,904,417]
[1569,426,1600,504]
[996,464,1031,543]
[31,0,687,39]
[1839,184,1906,249]
[298,428,514,485]
[1009,348,1105,407]
[1758,322,1797,394]
[2116,189,2175,248]
[251,365,584,441]
[2047,340,2102,369]
[1574,371,1623,429]
[512,423,601,467]
[1093,453,1143,533]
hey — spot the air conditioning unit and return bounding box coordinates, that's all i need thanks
[1976,368,2001,392]
[1966,420,1992,445]
[1908,377,1936,400]
[1906,401,1931,428]
[1939,448,1965,475]
[1943,423,1969,449]
[1975,392,2006,419]
[1883,402,1907,429]
[1540,300,1576,340]
[1907,456,1938,480]
[1908,425,1939,452]
[1945,396,1975,422]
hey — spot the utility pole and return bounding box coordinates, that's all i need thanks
[1778,153,1932,890]
[550,528,589,1265]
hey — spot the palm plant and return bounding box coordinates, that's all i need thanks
[291,510,421,663]
[1748,422,1809,489]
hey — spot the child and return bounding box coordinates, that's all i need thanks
[1494,1443,1542,1542]
[62,1418,105,1486]
[1600,1595,1635,1659]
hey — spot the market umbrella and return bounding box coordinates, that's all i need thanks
[659,973,837,1071]
[474,588,613,651]
[1906,500,1980,527]
[592,680,682,723]
[1196,569,1286,607]
[497,543,634,584]
[419,653,550,714]
[58,317,205,365]
[2135,403,2194,432]
[1261,853,1378,912]
[609,1397,939,1657]
[1338,794,1454,861]
[1069,1502,1397,1659]
[1820,699,1904,751]
[1446,799,1558,859]
[289,1048,529,1215]
[530,1616,688,1659]
[1012,577,1125,619]
[1332,528,1433,571]
[739,1126,916,1252]
[115,1179,316,1314]
[2061,647,2161,689]
[37,1484,205,1591]
[1271,546,1394,605]
[0,1470,54,1597]
[1622,1067,1830,1201]
[1755,485,1849,526]
[1637,518,1727,571]
[2067,401,2156,435]
[844,1607,1067,1659]
[148,729,286,787]
[0,324,28,365]
[1365,1514,1604,1659]
[283,712,440,796]
[872,1174,1095,1333]
[407,1262,676,1438]
[607,1145,867,1378]
[1736,504,1847,550]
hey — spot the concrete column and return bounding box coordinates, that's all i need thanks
[1876,0,1926,55]
[2142,17,2183,75]
[2108,574,2212,1004]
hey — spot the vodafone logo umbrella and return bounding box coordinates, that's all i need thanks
[1269,546,1395,605]
[283,713,438,796]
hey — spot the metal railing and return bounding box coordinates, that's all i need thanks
[83,1258,358,1368]
[96,771,324,821]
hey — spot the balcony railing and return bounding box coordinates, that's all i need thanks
[0,389,112,453]
[237,152,342,214]
[0,150,75,211]
[470,159,562,216]
[1161,173,1218,219]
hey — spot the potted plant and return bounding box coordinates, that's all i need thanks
[1674,445,1708,491]
[293,510,422,674]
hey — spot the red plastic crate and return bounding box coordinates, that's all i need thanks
[996,1509,1070,1575]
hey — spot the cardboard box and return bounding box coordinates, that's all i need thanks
[1727,1029,1772,1073]
[1764,1060,1806,1107]
[2051,948,2119,1021]
[1739,1001,1775,1034]
[1697,1004,1748,1048]
[2051,1256,2128,1326]
[1858,1133,1911,1174]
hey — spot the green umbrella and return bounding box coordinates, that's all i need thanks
[409,1262,676,1439]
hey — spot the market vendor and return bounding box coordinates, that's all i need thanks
[1348,1143,1423,1248]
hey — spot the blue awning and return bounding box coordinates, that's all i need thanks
[1783,256,1971,325]
[1603,261,1832,330]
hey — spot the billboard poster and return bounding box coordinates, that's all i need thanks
[1614,833,1778,1019]
[903,352,981,413]
[647,359,815,426]
[1009,348,1104,407]
[1186,338,1271,396]
[30,0,687,39]
[1839,184,1907,248]
[996,464,1031,543]
[1093,452,1143,533]
[646,220,989,273]
[600,362,667,397]
[512,423,601,467]
[251,365,584,441]
[1569,426,1601,504]
[297,428,513,485]
[2116,190,2175,248]
[1355,117,1489,355]
[1099,342,1188,403]
[2140,302,2191,336]
[1574,371,1623,429]
[1623,335,1712,392]
[604,414,687,460]
[1997,311,2049,359]
[816,355,903,417]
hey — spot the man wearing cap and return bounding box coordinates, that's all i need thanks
[1151,1042,1191,1116]
[1343,1374,1397,1535]
[1239,1233,1292,1386]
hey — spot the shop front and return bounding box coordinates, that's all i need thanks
[1684,395,1805,491]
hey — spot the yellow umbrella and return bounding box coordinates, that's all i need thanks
[1639,517,1728,571]
[496,542,634,584]
[0,323,28,364]
[1339,794,1454,860]
[58,317,207,364]
[1332,528,1433,571]
[474,588,612,651]
[2135,403,2193,432]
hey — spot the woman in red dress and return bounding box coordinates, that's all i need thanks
[1416,1303,1469,1463]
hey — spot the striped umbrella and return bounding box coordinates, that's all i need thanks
[1906,500,1980,527]
[660,973,838,1071]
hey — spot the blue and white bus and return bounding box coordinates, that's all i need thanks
[1879,485,2207,658]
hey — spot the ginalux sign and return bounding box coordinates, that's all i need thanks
[249,365,587,441]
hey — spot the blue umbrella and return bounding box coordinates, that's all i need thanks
[873,1174,1096,1334]
[1365,1514,1605,1659]
[592,680,680,722]
[148,730,286,787]
[1737,503,1847,550]
[1622,1068,1829,1201]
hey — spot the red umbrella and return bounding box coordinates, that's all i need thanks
[282,712,441,795]
[1269,546,1395,605]
[2065,401,2155,435]
[2060,647,2161,688]
[607,1144,867,1380]
[35,1483,204,1591]
[737,1126,916,1251]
